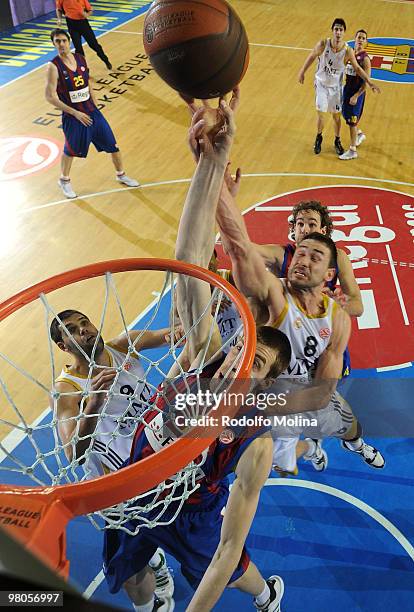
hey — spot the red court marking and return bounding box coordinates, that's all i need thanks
[0,136,62,181]
[217,186,414,370]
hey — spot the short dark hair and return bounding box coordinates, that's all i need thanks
[291,201,334,239]
[50,28,70,42]
[50,309,88,344]
[331,18,346,30]
[256,326,291,379]
[300,232,338,268]
[355,29,367,37]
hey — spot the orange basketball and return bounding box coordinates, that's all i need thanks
[143,0,249,99]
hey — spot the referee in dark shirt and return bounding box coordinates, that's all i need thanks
[56,0,112,69]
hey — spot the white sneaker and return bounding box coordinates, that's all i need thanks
[303,439,328,472]
[58,178,77,199]
[356,132,366,147]
[149,549,174,599]
[116,173,140,187]
[254,576,284,612]
[341,440,385,469]
[339,149,358,160]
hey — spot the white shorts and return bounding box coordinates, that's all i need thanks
[315,79,342,113]
[272,436,299,472]
[271,391,354,440]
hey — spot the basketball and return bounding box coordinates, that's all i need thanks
[143,0,249,99]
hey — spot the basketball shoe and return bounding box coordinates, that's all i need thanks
[314,133,322,154]
[303,439,328,471]
[341,440,385,468]
[334,137,344,155]
[58,178,77,199]
[116,172,140,187]
[149,549,174,599]
[339,148,358,160]
[356,131,366,146]
[254,576,284,612]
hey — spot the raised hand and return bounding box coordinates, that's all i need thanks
[224,163,242,198]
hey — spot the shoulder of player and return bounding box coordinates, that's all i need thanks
[53,381,81,415]
[315,39,327,54]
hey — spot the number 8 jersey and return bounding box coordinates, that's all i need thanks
[273,280,338,381]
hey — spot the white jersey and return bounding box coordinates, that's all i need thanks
[315,38,348,88]
[275,280,338,381]
[216,269,242,354]
[56,343,151,478]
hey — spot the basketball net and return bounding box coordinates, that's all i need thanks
[0,259,255,576]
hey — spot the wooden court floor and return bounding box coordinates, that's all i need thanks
[0,0,413,433]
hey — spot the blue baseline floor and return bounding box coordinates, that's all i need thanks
[0,1,152,86]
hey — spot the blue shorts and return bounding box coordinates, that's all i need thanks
[62,108,119,158]
[103,487,250,594]
[342,88,365,126]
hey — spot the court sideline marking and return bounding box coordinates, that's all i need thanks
[19,173,414,215]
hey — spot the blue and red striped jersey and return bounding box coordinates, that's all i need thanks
[129,358,269,513]
[51,53,96,116]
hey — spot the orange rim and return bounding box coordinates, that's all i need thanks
[0,258,256,515]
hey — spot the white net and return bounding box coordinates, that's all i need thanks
[0,264,246,535]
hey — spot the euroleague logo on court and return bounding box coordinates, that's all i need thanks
[349,37,414,83]
[240,186,414,371]
[0,136,61,181]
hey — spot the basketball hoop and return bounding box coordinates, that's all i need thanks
[0,258,255,577]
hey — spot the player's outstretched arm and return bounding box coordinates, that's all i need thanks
[187,435,273,611]
[298,39,325,83]
[217,180,286,325]
[176,101,234,366]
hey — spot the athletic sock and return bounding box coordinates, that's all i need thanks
[303,439,317,458]
[116,170,125,177]
[255,581,271,606]
[133,597,154,612]
[149,551,162,569]
[60,176,70,181]
[344,437,363,451]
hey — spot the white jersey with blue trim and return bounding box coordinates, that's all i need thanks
[274,280,338,382]
[56,343,151,478]
[315,38,348,87]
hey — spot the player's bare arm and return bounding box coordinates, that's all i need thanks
[110,327,183,353]
[268,306,351,416]
[187,435,273,611]
[350,56,371,104]
[335,248,363,316]
[54,368,116,461]
[217,180,286,325]
[175,100,235,366]
[315,306,351,380]
[45,62,92,126]
[298,39,325,83]
[346,47,379,93]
